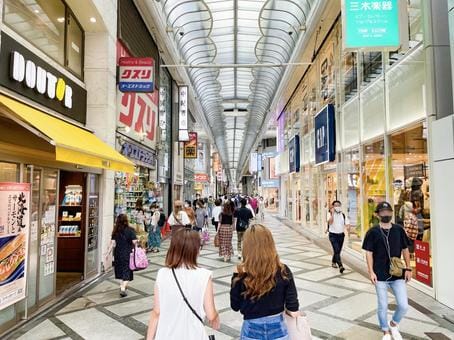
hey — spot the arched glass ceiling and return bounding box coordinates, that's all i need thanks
[158,0,316,182]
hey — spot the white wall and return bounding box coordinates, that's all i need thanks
[83,0,118,271]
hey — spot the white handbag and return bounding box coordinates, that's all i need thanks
[284,311,312,340]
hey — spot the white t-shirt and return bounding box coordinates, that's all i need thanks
[167,211,190,226]
[154,267,212,340]
[212,206,222,222]
[327,211,350,234]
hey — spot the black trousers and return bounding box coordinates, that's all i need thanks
[329,232,345,266]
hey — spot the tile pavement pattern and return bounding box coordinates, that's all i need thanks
[8,215,454,340]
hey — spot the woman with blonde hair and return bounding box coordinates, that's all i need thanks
[230,224,300,339]
[147,228,220,339]
[167,200,191,233]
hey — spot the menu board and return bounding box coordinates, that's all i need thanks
[87,195,99,251]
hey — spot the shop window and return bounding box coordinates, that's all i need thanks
[362,139,386,234]
[0,162,19,182]
[3,0,84,78]
[343,52,357,102]
[342,149,362,251]
[66,12,84,76]
[361,52,382,87]
[391,124,431,286]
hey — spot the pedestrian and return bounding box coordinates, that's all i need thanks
[147,204,165,253]
[207,195,214,218]
[234,198,254,260]
[195,199,208,232]
[184,200,196,228]
[258,196,265,220]
[167,200,191,233]
[147,228,220,339]
[211,199,222,231]
[326,200,350,273]
[230,224,300,340]
[362,201,411,340]
[106,214,138,297]
[218,202,235,262]
[245,198,256,218]
[192,193,201,209]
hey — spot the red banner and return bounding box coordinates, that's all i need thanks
[414,240,432,286]
[194,173,209,182]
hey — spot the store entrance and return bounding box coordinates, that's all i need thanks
[56,171,86,294]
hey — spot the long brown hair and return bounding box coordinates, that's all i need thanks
[235,224,287,300]
[165,228,201,269]
[112,214,130,238]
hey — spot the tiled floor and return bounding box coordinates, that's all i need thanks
[8,214,454,340]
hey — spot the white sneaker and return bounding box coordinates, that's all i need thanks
[382,334,391,340]
[389,321,403,340]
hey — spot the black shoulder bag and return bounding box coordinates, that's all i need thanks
[171,268,215,340]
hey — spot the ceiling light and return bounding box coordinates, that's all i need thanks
[57,17,65,23]
[34,9,39,14]
[89,17,97,23]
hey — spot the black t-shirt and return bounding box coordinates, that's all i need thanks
[362,224,408,281]
[234,207,253,231]
[230,264,299,320]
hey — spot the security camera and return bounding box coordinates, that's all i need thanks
[178,27,185,36]
[288,30,293,36]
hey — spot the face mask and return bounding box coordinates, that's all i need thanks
[380,216,392,223]
[334,207,342,213]
[184,203,189,208]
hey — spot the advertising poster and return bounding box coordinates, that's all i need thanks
[0,182,30,310]
[184,132,198,158]
[119,57,154,92]
[415,240,432,287]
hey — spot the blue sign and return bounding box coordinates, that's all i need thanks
[121,141,156,166]
[289,135,300,173]
[314,104,336,165]
[261,179,279,188]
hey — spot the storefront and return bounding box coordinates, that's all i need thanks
[276,4,433,294]
[0,8,134,331]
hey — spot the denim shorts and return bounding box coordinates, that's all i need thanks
[241,314,289,340]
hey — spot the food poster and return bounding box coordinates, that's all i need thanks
[0,182,30,310]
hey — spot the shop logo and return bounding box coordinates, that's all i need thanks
[316,125,326,149]
[10,51,73,109]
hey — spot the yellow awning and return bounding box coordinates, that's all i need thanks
[0,94,135,173]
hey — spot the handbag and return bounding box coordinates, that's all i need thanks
[214,233,220,247]
[171,269,215,340]
[284,311,312,340]
[129,246,149,271]
[381,227,406,277]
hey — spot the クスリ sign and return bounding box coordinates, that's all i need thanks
[0,33,87,124]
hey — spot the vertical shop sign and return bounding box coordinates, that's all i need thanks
[119,57,154,92]
[184,132,198,158]
[269,157,278,179]
[315,104,336,165]
[414,240,432,286]
[0,183,30,311]
[178,86,190,141]
[277,113,286,152]
[213,152,221,172]
[342,0,408,51]
[159,87,167,141]
[195,143,206,172]
[249,153,258,173]
[289,136,301,173]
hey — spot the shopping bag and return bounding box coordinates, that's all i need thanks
[284,311,312,340]
[202,227,210,242]
[129,246,149,271]
[214,233,220,247]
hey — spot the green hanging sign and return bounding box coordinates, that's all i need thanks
[342,0,408,51]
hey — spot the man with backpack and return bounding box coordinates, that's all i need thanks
[234,198,254,260]
[326,200,350,273]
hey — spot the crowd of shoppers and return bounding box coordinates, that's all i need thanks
[107,192,412,339]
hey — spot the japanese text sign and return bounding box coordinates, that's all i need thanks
[119,57,154,92]
[194,173,209,182]
[0,183,30,311]
[342,0,408,51]
[184,132,198,159]
[179,86,189,141]
[415,240,432,287]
